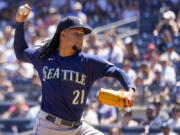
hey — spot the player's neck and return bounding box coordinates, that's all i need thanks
[59,43,76,57]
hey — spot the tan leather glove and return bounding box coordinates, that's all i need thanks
[98,88,135,108]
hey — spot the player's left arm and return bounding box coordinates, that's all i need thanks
[14,22,31,62]
[100,65,135,108]
[89,56,135,108]
[89,56,135,91]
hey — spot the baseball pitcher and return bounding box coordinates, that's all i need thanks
[14,4,136,135]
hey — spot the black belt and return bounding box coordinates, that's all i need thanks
[45,114,82,128]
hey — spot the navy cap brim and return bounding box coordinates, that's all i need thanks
[68,26,92,35]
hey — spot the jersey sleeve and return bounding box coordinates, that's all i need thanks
[88,55,135,91]
[13,22,39,67]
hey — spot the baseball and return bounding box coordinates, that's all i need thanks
[19,6,29,16]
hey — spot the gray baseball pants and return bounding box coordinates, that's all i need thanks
[33,110,104,135]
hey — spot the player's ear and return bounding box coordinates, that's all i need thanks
[61,31,65,38]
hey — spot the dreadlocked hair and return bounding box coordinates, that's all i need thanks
[38,30,60,59]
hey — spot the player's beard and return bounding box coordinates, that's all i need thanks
[72,45,81,53]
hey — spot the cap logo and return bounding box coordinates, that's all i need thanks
[78,18,83,25]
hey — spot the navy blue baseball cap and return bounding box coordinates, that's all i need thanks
[45,16,92,50]
[57,16,92,35]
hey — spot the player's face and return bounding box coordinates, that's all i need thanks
[61,28,84,51]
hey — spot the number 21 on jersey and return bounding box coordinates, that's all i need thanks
[72,90,85,104]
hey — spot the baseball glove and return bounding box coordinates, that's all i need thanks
[98,88,134,108]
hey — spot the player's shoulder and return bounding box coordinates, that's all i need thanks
[28,45,41,53]
[79,52,102,61]
[79,52,113,65]
[30,39,50,53]
[24,45,43,58]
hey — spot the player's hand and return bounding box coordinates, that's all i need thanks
[125,88,136,107]
[16,4,31,22]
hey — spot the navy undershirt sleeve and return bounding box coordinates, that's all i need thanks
[13,22,39,67]
[14,22,31,62]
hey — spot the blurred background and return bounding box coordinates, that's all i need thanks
[0,0,180,135]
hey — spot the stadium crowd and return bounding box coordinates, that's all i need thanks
[0,0,180,134]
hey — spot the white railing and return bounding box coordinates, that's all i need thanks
[93,17,138,38]
[118,29,139,39]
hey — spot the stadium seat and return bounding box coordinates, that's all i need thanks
[0,118,31,132]
[122,126,145,134]
[149,127,161,134]
[174,127,180,134]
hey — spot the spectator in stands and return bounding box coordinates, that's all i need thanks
[0,31,5,46]
[123,37,140,62]
[159,54,176,86]
[2,95,29,119]
[140,104,164,127]
[26,96,41,120]
[158,122,178,135]
[153,98,169,121]
[85,33,101,55]
[169,0,180,15]
[69,2,87,24]
[96,0,109,24]
[26,96,41,126]
[158,30,173,53]
[45,8,61,27]
[160,86,172,104]
[33,25,49,44]
[0,0,8,11]
[161,43,180,63]
[27,73,41,101]
[144,43,160,69]
[83,101,99,125]
[11,61,34,80]
[168,105,180,129]
[103,34,124,65]
[103,0,120,22]
[0,80,14,101]
[50,0,67,11]
[146,62,175,104]
[0,71,14,101]
[177,11,180,32]
[98,104,118,125]
[109,127,124,135]
[2,25,14,49]
[0,48,7,70]
[144,43,160,71]
[136,61,154,86]
[172,81,180,104]
[139,0,161,14]
[31,73,41,86]
[145,66,166,103]
[122,59,137,85]
[152,65,163,87]
[122,1,139,20]
[134,63,150,104]
[82,0,97,26]
[120,109,138,127]
[144,43,157,60]
[153,10,179,36]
